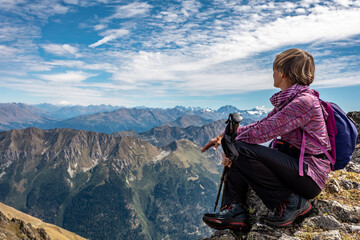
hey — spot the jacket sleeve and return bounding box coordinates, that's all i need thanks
[235,94,316,144]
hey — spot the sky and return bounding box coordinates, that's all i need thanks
[0,0,360,112]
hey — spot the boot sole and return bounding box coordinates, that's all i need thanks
[264,201,312,227]
[202,214,249,231]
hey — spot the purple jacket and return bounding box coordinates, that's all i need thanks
[235,84,331,189]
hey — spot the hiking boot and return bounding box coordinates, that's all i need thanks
[264,193,312,227]
[202,202,249,231]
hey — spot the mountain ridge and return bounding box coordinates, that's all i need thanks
[0,103,267,133]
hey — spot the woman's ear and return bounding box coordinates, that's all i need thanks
[280,72,286,80]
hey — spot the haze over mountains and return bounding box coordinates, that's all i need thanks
[0,103,268,133]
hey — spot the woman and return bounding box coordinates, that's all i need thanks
[201,48,331,229]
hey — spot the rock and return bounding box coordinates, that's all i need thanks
[38,228,51,240]
[301,215,343,230]
[202,229,243,240]
[0,210,51,240]
[346,147,360,173]
[313,199,360,223]
[312,230,341,240]
[246,189,271,225]
[246,223,283,240]
[343,223,360,233]
[325,179,341,193]
[278,234,298,240]
[339,178,360,190]
[347,111,360,144]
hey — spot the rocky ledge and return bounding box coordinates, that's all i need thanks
[0,210,50,240]
[201,112,360,240]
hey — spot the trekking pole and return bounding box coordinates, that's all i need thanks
[214,166,228,212]
[213,113,243,212]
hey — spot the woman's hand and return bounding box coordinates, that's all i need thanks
[201,134,223,152]
[221,152,232,167]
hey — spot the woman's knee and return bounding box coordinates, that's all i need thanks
[235,141,259,159]
[229,142,256,169]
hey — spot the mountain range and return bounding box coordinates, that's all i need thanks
[0,127,223,239]
[0,102,268,239]
[34,103,122,120]
[0,103,268,133]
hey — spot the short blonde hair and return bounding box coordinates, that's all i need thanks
[273,48,315,86]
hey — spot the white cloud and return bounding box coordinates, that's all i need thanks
[48,60,85,68]
[109,2,151,19]
[89,29,130,48]
[0,69,27,76]
[0,76,132,106]
[197,5,360,66]
[24,1,69,19]
[25,62,53,72]
[0,45,19,57]
[0,0,25,10]
[295,8,307,14]
[48,60,118,72]
[94,24,107,30]
[37,71,96,82]
[59,100,71,105]
[313,75,360,88]
[181,0,201,17]
[160,11,180,22]
[63,0,79,5]
[333,0,351,7]
[41,44,82,58]
[0,26,22,42]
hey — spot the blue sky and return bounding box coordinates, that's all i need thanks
[0,0,359,112]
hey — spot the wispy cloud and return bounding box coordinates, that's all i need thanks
[41,44,82,58]
[0,76,132,106]
[63,0,79,5]
[89,28,130,48]
[94,24,107,31]
[1,0,69,20]
[181,0,201,17]
[0,45,19,58]
[36,71,96,83]
[109,2,152,19]
[107,0,360,91]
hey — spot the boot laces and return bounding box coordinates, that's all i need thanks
[276,200,289,218]
[220,203,234,212]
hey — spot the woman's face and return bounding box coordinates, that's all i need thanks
[273,69,293,91]
[273,69,283,88]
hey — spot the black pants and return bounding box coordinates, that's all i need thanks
[221,141,321,209]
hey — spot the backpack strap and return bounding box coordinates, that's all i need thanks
[298,130,306,176]
[320,101,337,168]
[297,129,335,176]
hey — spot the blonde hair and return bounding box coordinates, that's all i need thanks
[273,48,315,86]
